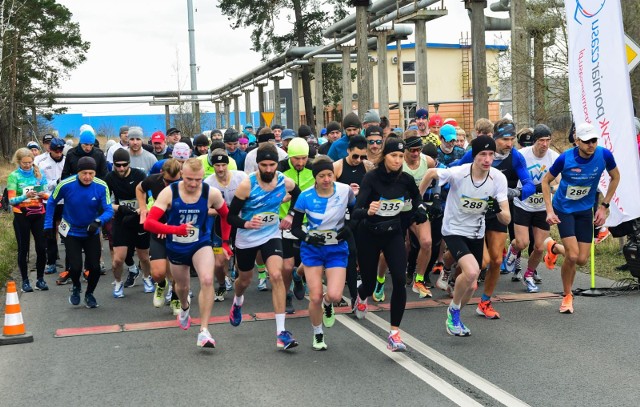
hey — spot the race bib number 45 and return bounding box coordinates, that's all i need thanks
[376,198,404,217]
[257,212,279,226]
[460,196,487,214]
[566,186,590,200]
[173,227,199,244]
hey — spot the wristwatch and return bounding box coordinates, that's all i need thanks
[601,202,610,209]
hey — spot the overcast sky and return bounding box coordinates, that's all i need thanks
[56,0,508,116]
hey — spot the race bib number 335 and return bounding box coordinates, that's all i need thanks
[376,198,404,217]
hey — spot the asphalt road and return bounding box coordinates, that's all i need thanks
[1,238,639,407]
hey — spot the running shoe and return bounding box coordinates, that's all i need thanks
[124,266,140,288]
[336,298,349,307]
[113,281,124,298]
[323,303,335,328]
[559,294,574,314]
[533,270,542,283]
[21,280,33,293]
[522,276,540,293]
[35,279,48,291]
[178,307,191,330]
[142,276,154,293]
[387,331,407,352]
[285,291,295,314]
[69,285,81,306]
[229,302,242,326]
[257,278,268,291]
[446,307,471,337]
[595,227,610,244]
[84,293,98,308]
[292,271,305,300]
[544,237,558,270]
[511,268,522,282]
[153,282,166,308]
[197,329,216,348]
[225,276,233,292]
[372,281,385,302]
[412,280,432,298]
[436,269,450,291]
[503,246,518,273]
[476,299,501,319]
[312,333,327,351]
[170,299,181,316]
[165,284,173,305]
[56,270,71,285]
[276,330,298,350]
[100,261,107,275]
[214,286,226,302]
[82,269,90,281]
[432,261,444,275]
[44,264,57,275]
[354,296,368,320]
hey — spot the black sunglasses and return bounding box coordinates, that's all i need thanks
[581,138,598,145]
[113,162,129,168]
[351,154,367,160]
[368,139,382,145]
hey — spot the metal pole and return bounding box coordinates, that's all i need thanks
[511,0,530,128]
[414,19,428,109]
[233,95,241,131]
[467,0,489,120]
[369,59,376,113]
[273,77,282,126]
[340,46,353,117]
[356,5,370,119]
[214,101,221,128]
[290,69,301,131]
[165,105,170,131]
[314,58,325,133]
[244,89,252,126]
[396,38,404,128]
[186,0,200,130]
[257,84,266,126]
[376,32,389,119]
[224,99,231,129]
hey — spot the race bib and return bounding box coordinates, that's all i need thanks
[58,219,70,237]
[460,196,487,214]
[526,193,545,209]
[119,199,138,210]
[566,185,590,200]
[23,186,35,195]
[257,212,279,226]
[401,198,413,212]
[376,198,404,217]
[309,229,339,245]
[173,227,199,244]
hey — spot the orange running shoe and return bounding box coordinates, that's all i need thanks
[432,261,444,275]
[559,294,574,314]
[476,299,501,319]
[544,237,558,270]
[595,228,610,244]
[56,270,71,285]
[412,280,432,298]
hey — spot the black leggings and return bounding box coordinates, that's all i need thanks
[13,212,46,281]
[343,223,359,301]
[65,234,102,294]
[356,222,407,327]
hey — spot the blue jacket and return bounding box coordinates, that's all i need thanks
[327,135,349,161]
[228,149,247,171]
[44,176,114,237]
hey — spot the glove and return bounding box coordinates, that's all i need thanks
[412,203,429,225]
[336,228,348,241]
[535,183,543,194]
[507,188,521,200]
[428,195,443,219]
[117,205,136,216]
[87,220,101,234]
[304,233,326,246]
[44,228,56,240]
[485,197,502,216]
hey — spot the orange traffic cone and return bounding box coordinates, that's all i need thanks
[0,281,33,345]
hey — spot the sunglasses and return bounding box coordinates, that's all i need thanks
[113,162,129,168]
[368,139,382,145]
[408,147,422,153]
[351,154,367,160]
[581,138,598,145]
[163,177,180,184]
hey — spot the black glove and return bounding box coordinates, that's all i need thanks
[412,203,429,225]
[428,195,443,219]
[485,197,502,216]
[336,228,348,241]
[304,233,325,246]
[87,220,101,234]
[117,205,136,216]
[535,183,543,194]
[44,228,56,240]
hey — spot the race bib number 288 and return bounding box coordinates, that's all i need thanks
[460,197,487,214]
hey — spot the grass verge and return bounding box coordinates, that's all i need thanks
[0,212,18,290]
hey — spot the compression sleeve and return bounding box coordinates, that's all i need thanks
[215,202,233,257]
[143,206,188,235]
[288,184,301,209]
[227,196,248,229]
[290,209,307,241]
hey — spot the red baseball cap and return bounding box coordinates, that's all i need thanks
[151,131,165,143]
[429,114,443,127]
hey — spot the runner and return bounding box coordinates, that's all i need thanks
[419,136,509,336]
[541,123,620,314]
[144,158,232,348]
[44,157,114,308]
[290,156,355,350]
[226,143,302,350]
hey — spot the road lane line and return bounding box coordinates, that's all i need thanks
[364,313,530,407]
[336,314,483,407]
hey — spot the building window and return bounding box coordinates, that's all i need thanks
[402,61,416,84]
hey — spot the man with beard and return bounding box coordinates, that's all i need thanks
[127,127,157,174]
[365,125,384,164]
[193,134,211,157]
[415,108,440,147]
[62,129,108,180]
[437,124,466,165]
[318,121,342,156]
[328,113,362,161]
[105,149,153,298]
[151,131,172,161]
[227,143,302,350]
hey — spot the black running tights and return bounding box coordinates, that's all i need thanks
[13,212,46,281]
[65,234,101,294]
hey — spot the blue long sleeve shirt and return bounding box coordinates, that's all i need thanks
[44,176,114,237]
[327,135,349,161]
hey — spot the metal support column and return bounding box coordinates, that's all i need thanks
[376,32,390,119]
[233,95,241,130]
[414,19,428,109]
[165,105,170,132]
[466,0,489,120]
[257,84,266,127]
[244,89,252,126]
[290,69,301,131]
[214,101,221,129]
[314,58,325,132]
[340,45,353,117]
[272,77,282,126]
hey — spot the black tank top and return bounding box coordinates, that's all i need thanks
[495,153,518,189]
[337,158,367,185]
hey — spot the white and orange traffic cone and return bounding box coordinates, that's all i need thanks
[0,281,33,345]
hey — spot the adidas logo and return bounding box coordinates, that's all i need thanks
[91,197,96,201]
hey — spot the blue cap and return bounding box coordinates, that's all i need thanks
[281,129,296,140]
[320,128,327,136]
[79,130,96,145]
[244,123,253,129]
[440,124,457,142]
[416,108,429,119]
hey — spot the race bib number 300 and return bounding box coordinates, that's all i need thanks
[526,193,545,209]
[376,198,404,217]
[173,228,199,244]
[566,186,590,200]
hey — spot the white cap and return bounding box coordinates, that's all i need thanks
[576,123,598,141]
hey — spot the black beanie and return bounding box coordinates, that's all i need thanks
[532,124,552,141]
[383,138,405,156]
[342,112,362,130]
[298,125,312,138]
[472,135,496,158]
[112,148,130,163]
[77,156,97,172]
[326,121,341,133]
